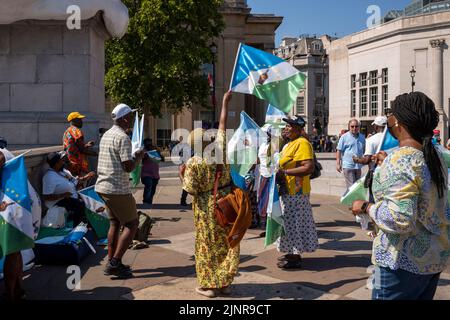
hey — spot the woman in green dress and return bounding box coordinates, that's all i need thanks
[181,92,239,298]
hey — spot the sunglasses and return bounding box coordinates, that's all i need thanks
[350,126,359,128]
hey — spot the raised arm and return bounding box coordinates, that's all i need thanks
[219,91,233,132]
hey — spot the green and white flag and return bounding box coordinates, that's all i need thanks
[230,44,306,113]
[265,173,284,247]
[79,186,110,239]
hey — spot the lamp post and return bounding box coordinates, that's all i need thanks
[210,43,218,124]
[410,66,416,93]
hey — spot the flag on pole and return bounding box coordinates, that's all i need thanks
[0,156,35,258]
[340,127,399,206]
[227,112,266,189]
[230,44,306,113]
[130,112,144,188]
[265,173,284,247]
[79,186,110,239]
[265,104,286,125]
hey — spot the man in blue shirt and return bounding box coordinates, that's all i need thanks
[336,119,366,190]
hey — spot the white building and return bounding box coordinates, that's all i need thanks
[328,11,450,139]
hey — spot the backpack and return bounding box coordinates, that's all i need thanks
[134,211,155,242]
[310,154,323,180]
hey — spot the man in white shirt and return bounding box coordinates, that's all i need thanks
[353,116,387,168]
[42,151,94,226]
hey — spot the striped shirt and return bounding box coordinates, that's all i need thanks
[95,125,133,195]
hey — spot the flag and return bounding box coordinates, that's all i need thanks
[0,156,35,258]
[265,173,284,247]
[265,104,286,125]
[79,186,110,239]
[130,112,144,188]
[230,44,306,113]
[227,112,266,189]
[377,127,399,154]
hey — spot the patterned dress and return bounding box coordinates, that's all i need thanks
[182,130,240,289]
[63,125,89,176]
[369,147,450,274]
[277,137,319,255]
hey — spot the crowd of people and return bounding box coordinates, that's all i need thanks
[1,90,450,301]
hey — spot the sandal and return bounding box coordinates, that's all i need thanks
[277,255,302,262]
[277,259,302,270]
[195,287,217,298]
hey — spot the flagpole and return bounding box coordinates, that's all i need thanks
[375,126,388,154]
[229,43,242,91]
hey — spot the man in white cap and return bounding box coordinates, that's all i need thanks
[95,103,145,279]
[353,116,387,167]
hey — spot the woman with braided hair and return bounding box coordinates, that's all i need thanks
[351,92,450,300]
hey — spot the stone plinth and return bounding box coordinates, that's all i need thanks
[0,14,113,147]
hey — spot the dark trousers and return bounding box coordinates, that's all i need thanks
[55,197,87,227]
[181,189,188,204]
[142,177,159,205]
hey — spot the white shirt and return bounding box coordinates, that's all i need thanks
[0,148,14,161]
[258,142,272,178]
[364,132,383,156]
[42,168,78,208]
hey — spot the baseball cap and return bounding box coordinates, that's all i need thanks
[47,151,67,168]
[282,115,306,128]
[111,103,137,121]
[67,112,86,122]
[371,116,387,127]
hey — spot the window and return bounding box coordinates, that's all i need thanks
[360,89,368,117]
[313,42,322,51]
[382,68,388,84]
[370,70,378,85]
[316,73,323,88]
[351,90,356,117]
[360,73,368,87]
[351,74,356,89]
[156,129,172,148]
[382,85,389,115]
[296,97,305,115]
[370,87,378,116]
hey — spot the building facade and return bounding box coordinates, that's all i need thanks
[146,0,282,148]
[328,11,450,140]
[274,35,332,134]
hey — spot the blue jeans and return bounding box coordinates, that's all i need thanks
[372,266,441,300]
[141,177,159,205]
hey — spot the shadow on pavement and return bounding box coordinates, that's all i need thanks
[320,240,373,252]
[142,204,192,211]
[130,265,196,279]
[317,230,355,240]
[227,278,366,300]
[316,220,360,228]
[300,254,371,272]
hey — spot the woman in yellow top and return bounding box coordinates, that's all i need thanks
[181,92,239,298]
[276,116,319,269]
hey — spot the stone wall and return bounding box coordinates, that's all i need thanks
[0,14,112,148]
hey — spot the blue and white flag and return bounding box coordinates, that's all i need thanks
[79,186,109,239]
[0,156,35,257]
[130,112,144,187]
[230,44,306,113]
[265,173,284,247]
[227,112,266,189]
[265,104,286,125]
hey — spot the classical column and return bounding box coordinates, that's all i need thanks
[430,39,447,139]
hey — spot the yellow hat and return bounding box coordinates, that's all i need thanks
[67,112,86,122]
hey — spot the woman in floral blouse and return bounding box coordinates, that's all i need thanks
[181,92,238,298]
[352,92,450,300]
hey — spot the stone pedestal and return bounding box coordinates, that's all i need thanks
[0,14,112,148]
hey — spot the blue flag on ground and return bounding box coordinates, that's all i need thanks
[227,112,266,189]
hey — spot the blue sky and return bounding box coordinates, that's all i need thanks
[247,0,412,45]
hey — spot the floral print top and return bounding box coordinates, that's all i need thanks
[369,147,450,274]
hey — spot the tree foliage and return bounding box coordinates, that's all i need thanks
[105,0,224,116]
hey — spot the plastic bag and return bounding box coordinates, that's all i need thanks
[41,206,67,229]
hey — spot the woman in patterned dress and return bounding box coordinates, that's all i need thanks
[181,92,239,298]
[352,92,450,300]
[276,116,319,269]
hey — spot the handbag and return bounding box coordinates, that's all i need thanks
[310,153,323,180]
[213,168,238,228]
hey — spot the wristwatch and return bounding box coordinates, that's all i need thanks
[360,201,369,214]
